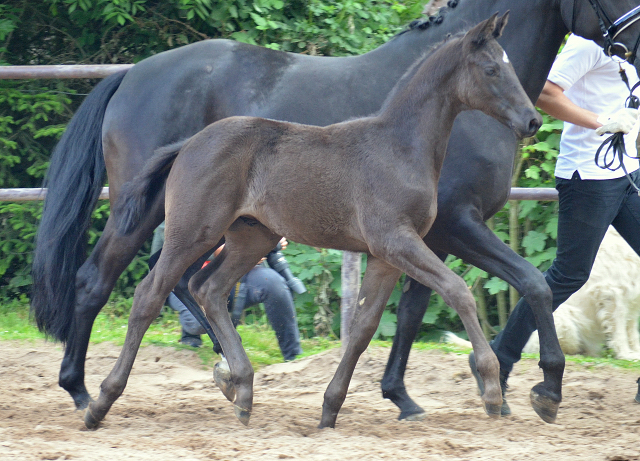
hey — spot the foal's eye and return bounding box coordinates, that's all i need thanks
[484,66,498,77]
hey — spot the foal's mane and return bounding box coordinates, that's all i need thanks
[378,30,465,113]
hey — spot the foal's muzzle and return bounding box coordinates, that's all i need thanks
[512,109,542,139]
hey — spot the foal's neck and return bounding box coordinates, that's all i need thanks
[378,42,463,169]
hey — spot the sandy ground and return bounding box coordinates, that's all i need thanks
[1,340,640,461]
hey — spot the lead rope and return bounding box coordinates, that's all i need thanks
[594,66,640,195]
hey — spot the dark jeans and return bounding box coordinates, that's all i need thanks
[492,169,640,373]
[169,265,302,361]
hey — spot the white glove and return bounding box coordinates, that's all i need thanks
[595,108,639,135]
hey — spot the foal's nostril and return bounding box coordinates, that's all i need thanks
[527,117,542,137]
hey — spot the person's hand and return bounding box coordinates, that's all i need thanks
[279,237,288,251]
[596,108,639,135]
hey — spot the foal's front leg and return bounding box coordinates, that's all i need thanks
[320,256,401,428]
[375,229,503,418]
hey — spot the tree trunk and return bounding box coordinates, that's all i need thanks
[474,282,492,340]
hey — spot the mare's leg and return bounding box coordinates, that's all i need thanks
[427,212,563,420]
[320,256,402,429]
[60,199,164,410]
[373,229,502,418]
[188,219,281,426]
[381,211,564,421]
[380,261,443,420]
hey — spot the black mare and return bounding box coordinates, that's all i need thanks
[32,0,640,424]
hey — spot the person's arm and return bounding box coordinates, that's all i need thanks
[536,80,638,135]
[536,80,600,129]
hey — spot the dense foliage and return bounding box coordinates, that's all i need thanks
[0,0,562,340]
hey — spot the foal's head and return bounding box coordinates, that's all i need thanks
[456,13,542,138]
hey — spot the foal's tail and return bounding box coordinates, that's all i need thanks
[115,140,186,235]
[31,70,128,343]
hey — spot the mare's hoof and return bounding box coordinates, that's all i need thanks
[84,405,102,430]
[400,411,427,422]
[214,361,236,403]
[73,396,94,412]
[635,378,640,404]
[234,405,251,426]
[530,388,560,424]
[483,401,502,419]
[72,393,94,411]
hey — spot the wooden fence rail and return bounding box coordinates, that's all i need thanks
[0,187,109,202]
[0,64,132,79]
[0,187,558,202]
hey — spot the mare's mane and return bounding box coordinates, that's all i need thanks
[393,0,461,38]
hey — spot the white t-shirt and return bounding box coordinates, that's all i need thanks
[549,35,640,180]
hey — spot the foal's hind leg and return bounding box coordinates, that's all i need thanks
[83,257,186,429]
[188,220,281,426]
[83,221,223,429]
[372,229,502,418]
[320,256,402,429]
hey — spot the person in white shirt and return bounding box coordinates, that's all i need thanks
[469,34,640,415]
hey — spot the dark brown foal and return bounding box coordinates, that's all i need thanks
[87,13,541,430]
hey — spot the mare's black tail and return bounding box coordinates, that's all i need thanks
[114,140,186,235]
[31,70,128,343]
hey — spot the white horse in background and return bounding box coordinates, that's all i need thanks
[523,227,640,360]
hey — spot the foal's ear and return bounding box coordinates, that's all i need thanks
[493,11,509,38]
[467,12,499,47]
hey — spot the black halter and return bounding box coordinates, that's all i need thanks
[584,0,640,63]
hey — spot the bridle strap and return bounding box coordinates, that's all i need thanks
[609,5,640,40]
[584,0,640,62]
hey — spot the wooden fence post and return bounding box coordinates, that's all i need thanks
[340,251,361,352]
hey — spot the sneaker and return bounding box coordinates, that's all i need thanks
[180,329,202,348]
[469,351,511,416]
[635,377,640,404]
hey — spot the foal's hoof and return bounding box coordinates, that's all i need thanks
[83,405,102,430]
[214,361,236,403]
[234,405,251,426]
[530,387,560,424]
[483,401,502,419]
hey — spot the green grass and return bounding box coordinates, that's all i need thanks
[0,299,339,370]
[404,340,640,372]
[3,300,640,373]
